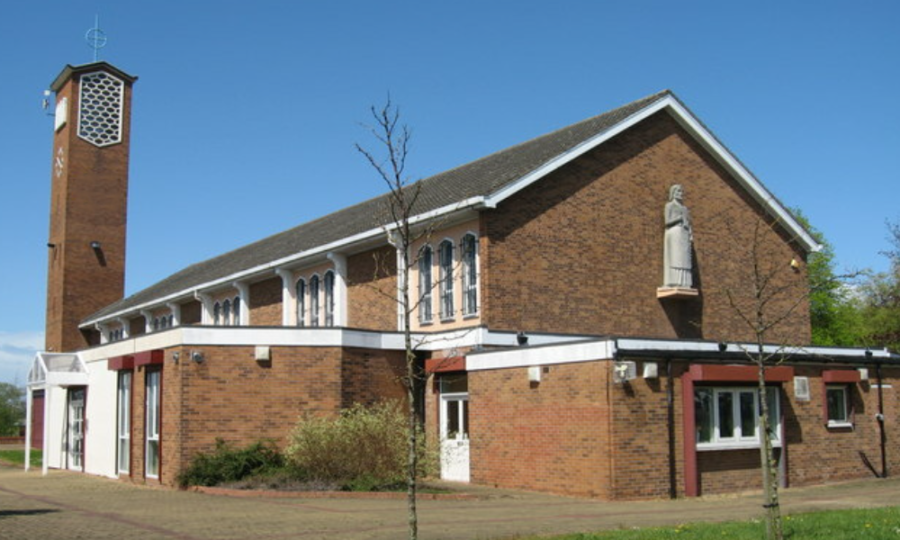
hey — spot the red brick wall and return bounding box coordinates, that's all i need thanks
[468,362,615,498]
[249,277,282,326]
[608,361,684,500]
[482,112,811,343]
[777,365,900,488]
[347,246,397,331]
[45,67,133,352]
[340,347,407,408]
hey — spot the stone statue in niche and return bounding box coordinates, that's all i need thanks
[663,184,693,288]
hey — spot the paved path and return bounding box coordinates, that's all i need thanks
[1,463,898,540]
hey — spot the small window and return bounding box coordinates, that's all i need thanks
[296,278,306,327]
[439,240,454,320]
[418,245,433,324]
[324,271,335,327]
[233,296,241,326]
[461,234,478,316]
[826,385,852,427]
[310,275,320,327]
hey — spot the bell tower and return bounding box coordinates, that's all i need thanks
[45,62,138,352]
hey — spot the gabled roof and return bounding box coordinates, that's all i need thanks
[82,90,818,327]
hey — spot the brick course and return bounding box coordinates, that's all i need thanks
[482,112,810,343]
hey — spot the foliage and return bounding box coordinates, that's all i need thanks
[176,439,284,488]
[857,221,900,352]
[0,449,42,468]
[791,209,865,346]
[512,506,900,540]
[286,400,435,491]
[0,383,25,437]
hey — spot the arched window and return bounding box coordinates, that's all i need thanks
[439,240,454,320]
[461,233,478,316]
[167,314,174,327]
[324,270,335,327]
[296,278,306,327]
[152,317,159,332]
[233,296,241,326]
[418,245,433,324]
[310,274,320,327]
[222,299,232,326]
[213,302,221,325]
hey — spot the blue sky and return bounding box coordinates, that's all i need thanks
[1,1,898,384]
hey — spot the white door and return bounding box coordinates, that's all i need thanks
[67,388,86,470]
[440,393,470,482]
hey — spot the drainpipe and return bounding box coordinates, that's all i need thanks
[874,357,887,478]
[666,359,677,499]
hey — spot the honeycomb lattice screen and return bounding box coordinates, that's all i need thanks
[78,71,124,147]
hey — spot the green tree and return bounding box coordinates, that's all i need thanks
[0,383,25,437]
[858,221,900,352]
[791,209,864,346]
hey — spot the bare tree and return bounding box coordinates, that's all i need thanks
[355,97,425,540]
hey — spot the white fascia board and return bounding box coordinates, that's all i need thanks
[615,337,893,362]
[467,339,616,371]
[662,99,819,253]
[483,100,671,208]
[80,199,486,329]
[482,95,819,253]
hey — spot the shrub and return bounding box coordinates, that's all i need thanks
[286,400,435,490]
[177,439,285,488]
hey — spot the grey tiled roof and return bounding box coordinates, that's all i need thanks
[84,90,671,324]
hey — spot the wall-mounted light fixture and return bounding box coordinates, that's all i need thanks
[172,351,180,364]
[90,241,102,250]
[191,350,205,364]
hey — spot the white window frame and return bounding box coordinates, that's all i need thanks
[461,233,478,317]
[439,240,455,320]
[117,371,131,474]
[418,245,433,324]
[324,270,335,327]
[826,384,852,428]
[296,278,306,327]
[695,386,781,451]
[145,369,161,479]
[310,274,320,327]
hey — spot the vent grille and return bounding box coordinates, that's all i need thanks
[78,71,124,147]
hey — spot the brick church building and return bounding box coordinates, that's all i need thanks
[28,60,899,499]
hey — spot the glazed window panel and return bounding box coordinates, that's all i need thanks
[324,271,335,327]
[696,387,780,450]
[461,234,478,316]
[418,246,433,324]
[116,371,131,474]
[310,275,320,327]
[222,299,232,326]
[439,240,454,319]
[826,385,851,426]
[296,279,306,327]
[233,297,241,326]
[145,369,160,479]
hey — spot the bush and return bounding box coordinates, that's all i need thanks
[177,439,285,488]
[286,400,435,490]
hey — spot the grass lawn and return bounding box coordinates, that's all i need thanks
[0,449,42,468]
[518,506,900,540]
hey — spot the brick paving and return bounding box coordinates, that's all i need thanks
[1,463,898,540]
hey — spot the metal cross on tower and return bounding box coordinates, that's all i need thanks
[85,15,108,62]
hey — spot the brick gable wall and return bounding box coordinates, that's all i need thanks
[482,112,811,343]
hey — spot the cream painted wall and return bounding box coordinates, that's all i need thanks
[410,219,481,333]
